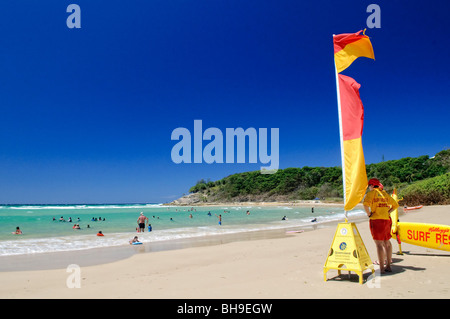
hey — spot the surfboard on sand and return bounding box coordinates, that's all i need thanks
[403,205,423,211]
[286,230,304,234]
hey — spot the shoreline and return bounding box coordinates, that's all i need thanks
[0,211,362,272]
[1,205,449,299]
[165,199,348,207]
[0,201,357,269]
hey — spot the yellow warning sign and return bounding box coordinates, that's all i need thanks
[324,222,374,284]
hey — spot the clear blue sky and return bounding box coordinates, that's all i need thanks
[0,0,448,204]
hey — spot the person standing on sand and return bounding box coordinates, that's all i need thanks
[137,212,148,232]
[363,178,399,274]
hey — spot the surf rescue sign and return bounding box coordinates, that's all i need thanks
[397,222,450,252]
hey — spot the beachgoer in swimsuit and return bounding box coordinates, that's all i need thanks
[137,212,148,232]
[129,236,140,244]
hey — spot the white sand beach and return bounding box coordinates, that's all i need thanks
[0,205,449,299]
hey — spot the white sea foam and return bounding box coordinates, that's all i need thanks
[0,209,367,256]
[7,204,162,210]
[0,204,365,256]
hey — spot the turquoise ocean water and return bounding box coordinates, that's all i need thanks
[0,203,365,256]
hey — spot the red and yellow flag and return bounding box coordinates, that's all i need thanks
[334,30,375,73]
[338,74,368,211]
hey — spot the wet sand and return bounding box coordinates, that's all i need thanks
[0,205,449,299]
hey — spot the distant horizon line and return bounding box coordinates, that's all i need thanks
[0,202,164,206]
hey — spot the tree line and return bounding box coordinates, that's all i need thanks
[189,149,450,205]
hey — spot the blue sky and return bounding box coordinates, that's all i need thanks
[0,0,448,204]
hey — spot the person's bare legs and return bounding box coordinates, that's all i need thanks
[373,240,393,267]
[384,240,392,271]
[386,240,393,264]
[374,240,386,273]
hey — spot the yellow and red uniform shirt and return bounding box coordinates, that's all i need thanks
[363,188,399,220]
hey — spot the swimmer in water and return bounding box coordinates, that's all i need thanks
[129,236,140,244]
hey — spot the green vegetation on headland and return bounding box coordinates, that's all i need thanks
[185,149,449,206]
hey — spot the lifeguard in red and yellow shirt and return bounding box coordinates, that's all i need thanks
[363,178,399,273]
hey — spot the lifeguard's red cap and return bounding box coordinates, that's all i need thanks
[368,178,383,189]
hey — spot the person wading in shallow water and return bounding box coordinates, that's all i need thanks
[137,212,148,232]
[363,178,399,274]
[215,214,222,225]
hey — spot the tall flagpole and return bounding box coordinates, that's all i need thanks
[333,34,348,222]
